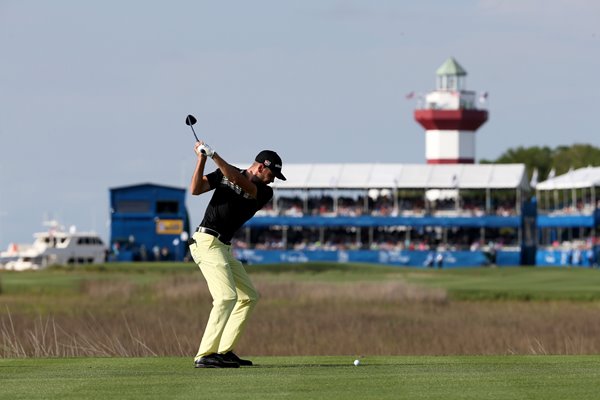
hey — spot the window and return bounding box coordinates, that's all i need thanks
[157,200,179,214]
[447,76,455,90]
[115,200,151,213]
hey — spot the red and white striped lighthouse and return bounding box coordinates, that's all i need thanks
[414,58,488,164]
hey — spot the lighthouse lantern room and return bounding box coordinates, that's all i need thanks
[414,58,488,164]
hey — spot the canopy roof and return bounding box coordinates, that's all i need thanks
[272,163,529,190]
[436,57,467,76]
[536,166,600,190]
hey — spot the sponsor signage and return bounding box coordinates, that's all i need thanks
[156,219,183,235]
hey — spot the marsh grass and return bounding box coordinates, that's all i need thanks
[3,272,600,358]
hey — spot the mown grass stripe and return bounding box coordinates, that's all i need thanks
[1,356,600,400]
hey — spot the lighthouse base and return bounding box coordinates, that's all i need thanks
[427,158,475,164]
[425,129,476,164]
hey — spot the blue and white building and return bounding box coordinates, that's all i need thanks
[534,166,600,267]
[234,163,536,268]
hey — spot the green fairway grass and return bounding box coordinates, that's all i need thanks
[1,356,599,400]
[3,262,600,301]
[397,266,600,301]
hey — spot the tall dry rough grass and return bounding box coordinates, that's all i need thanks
[2,276,600,357]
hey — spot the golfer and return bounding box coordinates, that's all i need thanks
[188,140,286,368]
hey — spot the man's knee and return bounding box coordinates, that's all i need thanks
[213,291,238,310]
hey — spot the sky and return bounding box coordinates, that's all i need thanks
[1,0,599,249]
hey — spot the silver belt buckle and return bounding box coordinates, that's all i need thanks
[199,227,220,239]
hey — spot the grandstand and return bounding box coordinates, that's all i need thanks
[234,163,537,267]
[534,166,600,266]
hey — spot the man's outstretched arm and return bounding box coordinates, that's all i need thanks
[190,143,212,195]
[197,142,258,199]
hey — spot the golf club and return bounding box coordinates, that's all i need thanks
[185,114,200,142]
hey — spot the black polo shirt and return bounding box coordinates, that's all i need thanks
[199,168,273,243]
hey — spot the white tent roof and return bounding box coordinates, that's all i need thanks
[536,166,600,190]
[273,163,529,190]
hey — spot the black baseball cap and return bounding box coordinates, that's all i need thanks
[255,150,286,181]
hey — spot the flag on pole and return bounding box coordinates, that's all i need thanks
[478,91,488,103]
[405,91,415,100]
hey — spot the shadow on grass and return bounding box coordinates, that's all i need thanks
[250,364,358,368]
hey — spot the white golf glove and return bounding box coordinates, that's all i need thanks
[195,142,215,158]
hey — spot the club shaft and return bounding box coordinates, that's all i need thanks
[191,126,200,142]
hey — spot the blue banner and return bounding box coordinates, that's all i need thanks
[246,215,521,228]
[537,215,597,228]
[233,249,520,268]
[536,249,597,267]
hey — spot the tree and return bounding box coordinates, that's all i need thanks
[553,144,600,174]
[480,144,600,180]
[480,146,553,181]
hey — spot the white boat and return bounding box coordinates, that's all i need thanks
[0,221,106,271]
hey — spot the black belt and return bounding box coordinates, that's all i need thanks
[194,226,231,245]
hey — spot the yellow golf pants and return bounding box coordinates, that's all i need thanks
[189,231,259,360]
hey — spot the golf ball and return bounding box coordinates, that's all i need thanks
[353,359,360,366]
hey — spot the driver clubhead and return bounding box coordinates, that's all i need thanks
[185,114,197,126]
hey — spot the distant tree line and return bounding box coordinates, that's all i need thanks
[480,144,600,181]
